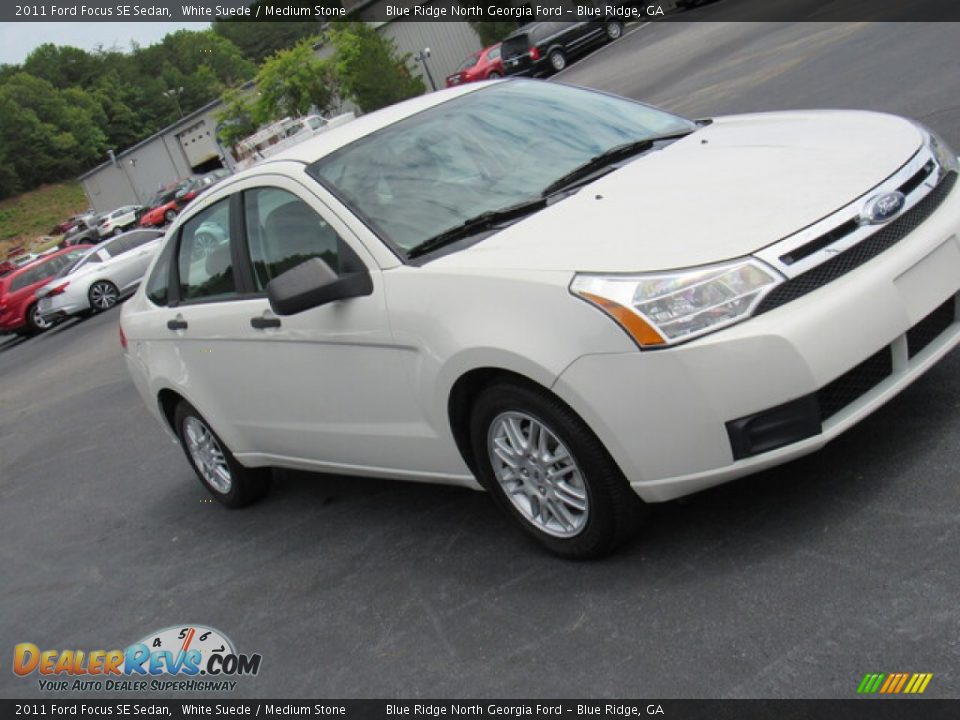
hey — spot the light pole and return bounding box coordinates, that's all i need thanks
[414,48,437,92]
[163,86,185,119]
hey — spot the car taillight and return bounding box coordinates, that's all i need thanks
[119,324,128,351]
[46,282,69,297]
[529,46,540,61]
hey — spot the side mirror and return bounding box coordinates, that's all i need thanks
[266,257,373,316]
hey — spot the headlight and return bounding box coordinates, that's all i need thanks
[571,258,784,348]
[917,122,959,175]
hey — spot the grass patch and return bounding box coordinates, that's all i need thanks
[0,183,89,257]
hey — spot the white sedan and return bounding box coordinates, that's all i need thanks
[38,229,164,321]
[121,80,960,557]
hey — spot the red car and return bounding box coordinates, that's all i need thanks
[445,44,504,87]
[0,245,91,335]
[138,178,201,228]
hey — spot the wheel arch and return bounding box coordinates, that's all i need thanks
[157,387,183,435]
[447,366,598,478]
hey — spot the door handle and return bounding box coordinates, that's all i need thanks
[250,315,281,330]
[167,317,188,331]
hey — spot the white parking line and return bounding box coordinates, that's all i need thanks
[552,22,650,80]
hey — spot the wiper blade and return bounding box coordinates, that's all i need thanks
[541,132,694,197]
[406,198,547,259]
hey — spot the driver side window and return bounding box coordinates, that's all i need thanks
[243,187,341,292]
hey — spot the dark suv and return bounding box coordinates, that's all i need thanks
[501,21,624,77]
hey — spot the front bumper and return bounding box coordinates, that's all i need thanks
[553,174,960,502]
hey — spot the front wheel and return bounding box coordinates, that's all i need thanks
[470,380,645,558]
[487,71,501,79]
[605,21,624,41]
[164,208,178,223]
[548,49,567,73]
[174,401,271,508]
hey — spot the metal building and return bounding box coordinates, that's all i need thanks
[78,96,231,213]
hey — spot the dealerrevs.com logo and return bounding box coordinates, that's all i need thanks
[13,625,262,692]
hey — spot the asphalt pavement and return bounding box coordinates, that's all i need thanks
[3,18,960,699]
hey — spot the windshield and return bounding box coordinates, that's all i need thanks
[307,81,695,254]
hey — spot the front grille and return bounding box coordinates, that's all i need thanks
[907,297,956,358]
[756,172,957,316]
[816,348,893,421]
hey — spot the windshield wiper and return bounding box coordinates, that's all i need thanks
[541,132,695,197]
[406,197,548,259]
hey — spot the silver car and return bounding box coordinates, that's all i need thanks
[37,229,164,321]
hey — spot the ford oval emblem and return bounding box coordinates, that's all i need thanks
[860,191,905,224]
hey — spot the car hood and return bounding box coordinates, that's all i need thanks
[429,110,923,273]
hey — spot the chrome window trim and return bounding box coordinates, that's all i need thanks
[755,146,943,279]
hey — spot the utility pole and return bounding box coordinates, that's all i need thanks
[163,86,185,119]
[415,48,437,92]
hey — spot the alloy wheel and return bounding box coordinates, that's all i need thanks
[487,411,589,538]
[31,305,52,330]
[183,416,233,494]
[89,282,118,310]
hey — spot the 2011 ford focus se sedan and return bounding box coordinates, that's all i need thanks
[121,79,960,558]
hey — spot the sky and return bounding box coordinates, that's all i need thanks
[0,22,211,65]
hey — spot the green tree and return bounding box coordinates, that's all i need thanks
[254,38,339,122]
[0,75,106,189]
[329,23,424,113]
[215,87,259,150]
[213,15,326,64]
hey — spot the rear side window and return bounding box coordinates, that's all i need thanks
[243,187,341,292]
[177,199,235,302]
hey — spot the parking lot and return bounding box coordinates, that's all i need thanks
[3,19,960,699]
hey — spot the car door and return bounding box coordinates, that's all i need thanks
[164,175,420,475]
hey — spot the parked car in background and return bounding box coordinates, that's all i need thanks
[139,178,202,228]
[50,212,93,236]
[98,205,143,238]
[446,44,504,87]
[197,168,232,194]
[64,215,103,246]
[36,229,164,322]
[0,245,91,335]
[501,21,624,76]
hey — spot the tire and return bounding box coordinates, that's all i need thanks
[113,227,124,237]
[174,400,271,508]
[164,209,178,223]
[487,71,501,79]
[548,49,567,73]
[469,379,646,559]
[88,280,119,312]
[605,21,624,41]
[23,303,53,335]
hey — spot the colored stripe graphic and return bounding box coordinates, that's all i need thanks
[857,673,932,694]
